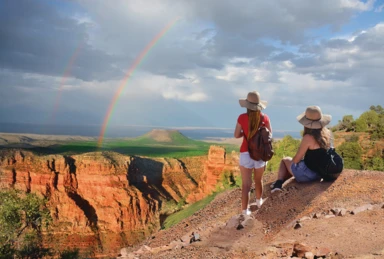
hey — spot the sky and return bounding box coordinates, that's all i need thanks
[0,0,383,132]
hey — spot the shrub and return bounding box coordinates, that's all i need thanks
[0,190,51,258]
[338,142,363,169]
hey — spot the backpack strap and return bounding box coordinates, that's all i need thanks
[259,113,265,128]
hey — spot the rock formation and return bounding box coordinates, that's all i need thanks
[0,146,239,256]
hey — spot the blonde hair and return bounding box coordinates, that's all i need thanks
[247,109,261,139]
[303,126,331,149]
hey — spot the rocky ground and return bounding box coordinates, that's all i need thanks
[118,170,384,259]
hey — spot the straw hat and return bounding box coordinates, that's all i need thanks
[297,106,332,129]
[239,91,267,111]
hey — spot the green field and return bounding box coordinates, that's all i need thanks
[29,130,239,158]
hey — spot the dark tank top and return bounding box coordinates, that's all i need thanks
[304,148,328,173]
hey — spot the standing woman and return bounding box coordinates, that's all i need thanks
[234,91,272,215]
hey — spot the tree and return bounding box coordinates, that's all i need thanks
[341,115,355,131]
[0,190,52,258]
[337,142,363,170]
[364,156,384,171]
[359,110,379,129]
[370,105,384,115]
[355,117,368,132]
[371,116,384,140]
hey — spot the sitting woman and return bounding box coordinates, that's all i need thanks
[271,106,332,192]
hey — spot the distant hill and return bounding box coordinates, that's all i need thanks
[134,129,194,145]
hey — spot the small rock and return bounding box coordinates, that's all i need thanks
[331,208,344,215]
[316,247,332,257]
[381,203,384,209]
[226,215,241,229]
[293,242,313,257]
[294,222,302,229]
[337,208,347,216]
[236,224,244,230]
[351,204,374,215]
[180,233,191,243]
[300,216,312,221]
[313,213,322,219]
[120,248,130,257]
[304,251,314,259]
[325,214,335,219]
[241,215,254,227]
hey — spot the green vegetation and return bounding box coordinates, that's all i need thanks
[162,193,217,229]
[332,105,384,137]
[266,135,301,173]
[30,130,239,159]
[0,190,52,259]
[337,142,363,170]
[331,105,384,171]
[162,170,241,229]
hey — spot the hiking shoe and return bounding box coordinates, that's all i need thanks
[271,180,283,193]
[242,209,251,216]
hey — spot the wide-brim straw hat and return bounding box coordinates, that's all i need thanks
[297,106,332,129]
[239,91,267,111]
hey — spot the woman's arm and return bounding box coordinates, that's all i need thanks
[234,122,244,138]
[265,117,272,134]
[292,135,311,164]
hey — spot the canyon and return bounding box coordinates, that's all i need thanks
[0,146,239,257]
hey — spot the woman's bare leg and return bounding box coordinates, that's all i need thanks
[240,166,253,210]
[253,167,264,199]
[277,157,294,181]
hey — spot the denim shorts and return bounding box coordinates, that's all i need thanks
[291,160,321,182]
[239,152,266,169]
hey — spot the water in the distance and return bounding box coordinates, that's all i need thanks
[0,123,301,140]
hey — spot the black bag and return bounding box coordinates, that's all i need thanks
[321,148,344,181]
[247,114,274,162]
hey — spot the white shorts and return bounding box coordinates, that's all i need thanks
[239,152,266,169]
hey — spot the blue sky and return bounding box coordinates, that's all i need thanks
[0,0,383,133]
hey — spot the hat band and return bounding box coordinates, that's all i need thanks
[304,115,321,121]
[247,100,259,105]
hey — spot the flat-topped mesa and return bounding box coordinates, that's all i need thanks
[0,146,239,256]
[140,129,187,143]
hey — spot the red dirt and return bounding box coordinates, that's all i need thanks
[122,169,384,258]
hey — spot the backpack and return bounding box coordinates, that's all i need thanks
[320,148,344,181]
[247,114,274,161]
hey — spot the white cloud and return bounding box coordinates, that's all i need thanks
[1,0,383,129]
[340,0,375,10]
[375,4,384,12]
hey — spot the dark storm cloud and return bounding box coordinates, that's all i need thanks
[0,0,123,81]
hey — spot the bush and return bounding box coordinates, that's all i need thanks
[60,248,81,259]
[267,135,300,173]
[338,142,363,169]
[0,190,51,258]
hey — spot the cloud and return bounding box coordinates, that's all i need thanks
[0,0,122,81]
[1,0,382,130]
[375,4,384,12]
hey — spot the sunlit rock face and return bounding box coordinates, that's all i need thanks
[0,147,239,256]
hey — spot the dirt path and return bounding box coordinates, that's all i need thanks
[120,170,384,258]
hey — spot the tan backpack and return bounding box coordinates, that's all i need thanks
[247,114,274,161]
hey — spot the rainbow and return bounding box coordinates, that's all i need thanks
[97,17,181,147]
[51,42,84,121]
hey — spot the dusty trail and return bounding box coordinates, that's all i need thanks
[120,170,384,258]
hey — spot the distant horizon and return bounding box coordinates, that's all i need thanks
[0,122,301,140]
[0,121,301,133]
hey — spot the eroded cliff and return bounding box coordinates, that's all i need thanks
[0,146,239,256]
